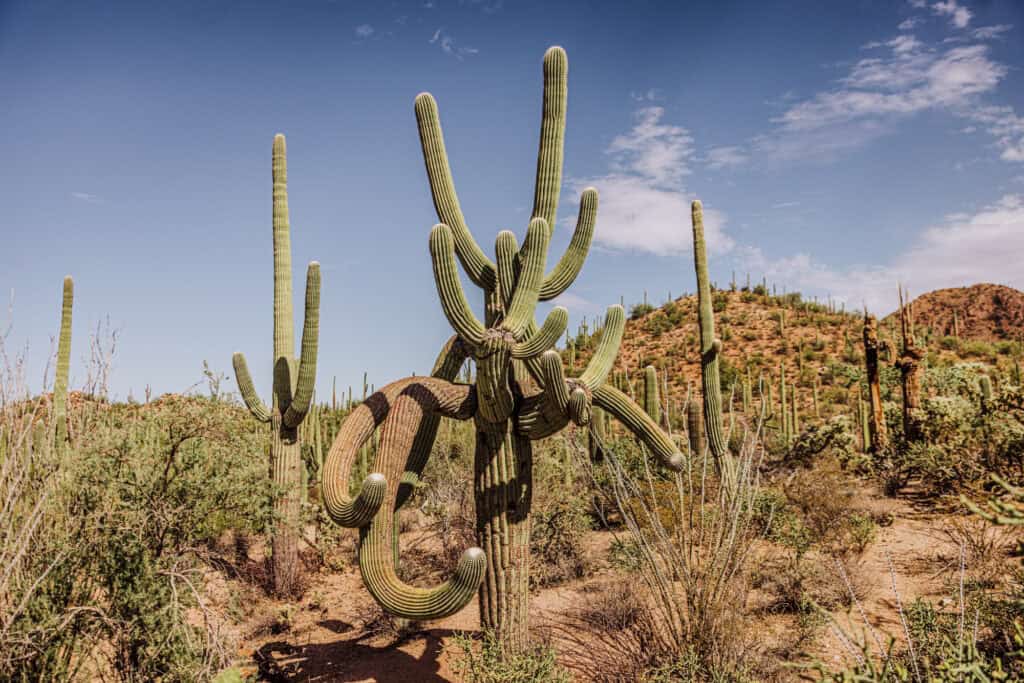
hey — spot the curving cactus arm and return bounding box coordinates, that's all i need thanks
[593,384,685,471]
[501,218,549,336]
[429,224,487,346]
[512,306,567,359]
[283,261,321,428]
[578,305,625,390]
[232,352,271,423]
[415,93,496,290]
[539,188,598,301]
[357,380,484,620]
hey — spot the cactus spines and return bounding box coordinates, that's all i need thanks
[53,275,73,446]
[691,200,736,488]
[232,134,322,595]
[863,313,888,454]
[323,47,681,651]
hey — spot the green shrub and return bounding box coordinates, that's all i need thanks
[450,631,570,683]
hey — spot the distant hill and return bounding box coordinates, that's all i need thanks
[883,284,1024,343]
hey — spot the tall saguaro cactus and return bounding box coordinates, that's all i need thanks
[896,287,923,442]
[53,276,73,446]
[321,47,683,653]
[863,313,888,453]
[233,134,322,596]
[691,201,737,490]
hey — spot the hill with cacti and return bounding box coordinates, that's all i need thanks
[881,283,1024,343]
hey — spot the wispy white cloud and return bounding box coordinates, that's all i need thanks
[429,28,478,59]
[71,191,102,204]
[972,24,1013,40]
[571,107,733,257]
[963,105,1024,162]
[771,201,800,209]
[932,0,972,29]
[705,145,749,169]
[898,17,921,31]
[742,194,1024,311]
[354,24,374,38]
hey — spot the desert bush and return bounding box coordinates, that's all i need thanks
[450,630,570,683]
[630,302,655,320]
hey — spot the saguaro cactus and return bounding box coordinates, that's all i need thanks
[896,287,924,442]
[321,47,683,653]
[53,276,73,446]
[691,201,737,489]
[863,313,888,453]
[233,134,322,596]
[643,365,661,425]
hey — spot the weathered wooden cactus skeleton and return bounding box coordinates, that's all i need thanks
[322,46,683,651]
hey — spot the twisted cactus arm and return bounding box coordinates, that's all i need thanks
[53,276,73,444]
[271,134,295,408]
[415,92,496,290]
[539,188,597,301]
[358,380,484,620]
[501,218,549,337]
[283,262,321,428]
[531,46,567,233]
[512,306,567,359]
[593,385,685,470]
[232,352,271,422]
[578,305,625,390]
[430,224,486,346]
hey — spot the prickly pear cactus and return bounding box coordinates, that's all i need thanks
[321,47,683,653]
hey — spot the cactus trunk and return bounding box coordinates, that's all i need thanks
[54,276,73,447]
[863,314,888,454]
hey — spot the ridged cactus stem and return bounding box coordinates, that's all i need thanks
[53,276,73,447]
[643,365,660,425]
[232,134,322,596]
[686,400,704,458]
[779,362,790,446]
[863,314,888,454]
[691,200,735,488]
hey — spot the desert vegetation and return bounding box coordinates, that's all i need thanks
[3,45,1023,683]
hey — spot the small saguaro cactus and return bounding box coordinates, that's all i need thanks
[863,313,888,454]
[232,134,322,596]
[320,46,683,654]
[53,276,73,446]
[643,365,661,425]
[896,287,924,442]
[692,201,737,490]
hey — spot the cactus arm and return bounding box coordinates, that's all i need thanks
[530,46,567,234]
[414,93,496,290]
[501,218,549,337]
[283,262,321,428]
[429,224,486,346]
[358,381,484,620]
[578,305,625,390]
[593,384,685,471]
[643,365,661,424]
[271,134,295,409]
[53,276,73,444]
[539,350,571,412]
[511,306,567,359]
[495,231,520,313]
[538,188,597,301]
[232,352,271,423]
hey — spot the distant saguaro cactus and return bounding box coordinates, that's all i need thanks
[643,365,661,425]
[53,276,73,446]
[896,287,924,442]
[232,134,322,596]
[863,313,888,453]
[321,47,682,653]
[692,201,737,490]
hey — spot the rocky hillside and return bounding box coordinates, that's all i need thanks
[882,283,1024,343]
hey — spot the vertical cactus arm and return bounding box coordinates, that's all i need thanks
[512,306,567,359]
[53,275,73,443]
[284,262,321,428]
[531,46,568,234]
[358,382,484,620]
[495,230,520,313]
[539,350,571,412]
[579,305,625,390]
[502,218,550,337]
[232,352,271,423]
[538,187,597,301]
[593,385,684,470]
[430,224,486,346]
[414,93,496,290]
[271,134,295,407]
[643,365,661,425]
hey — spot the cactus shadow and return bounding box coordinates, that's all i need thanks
[254,627,463,682]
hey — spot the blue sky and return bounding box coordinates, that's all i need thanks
[3,0,1023,400]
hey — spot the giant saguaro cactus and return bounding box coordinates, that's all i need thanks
[691,202,737,490]
[53,276,73,446]
[863,313,888,453]
[321,47,683,653]
[232,134,322,596]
